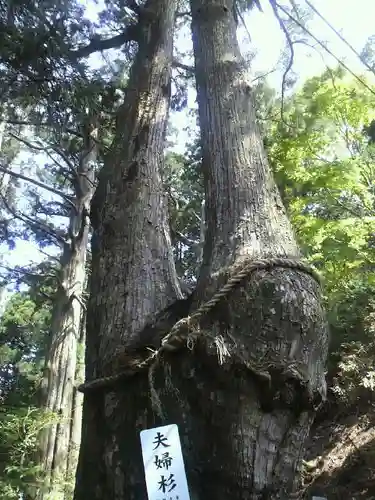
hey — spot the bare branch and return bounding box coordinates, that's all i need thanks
[172,58,194,73]
[124,0,141,13]
[72,292,87,311]
[5,119,82,138]
[44,149,73,179]
[269,0,296,127]
[50,145,75,173]
[235,2,253,44]
[304,0,375,77]
[0,263,55,281]
[8,132,47,152]
[252,66,278,83]
[276,1,375,97]
[176,11,191,18]
[172,230,197,246]
[0,192,65,246]
[37,248,61,263]
[69,27,138,60]
[7,132,81,203]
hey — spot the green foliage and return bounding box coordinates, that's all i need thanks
[0,285,51,401]
[0,407,59,499]
[269,68,375,289]
[0,0,92,115]
[164,142,204,282]
[0,279,53,496]
[267,67,375,403]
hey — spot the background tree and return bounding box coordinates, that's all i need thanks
[0,270,54,499]
[35,117,99,500]
[267,67,375,406]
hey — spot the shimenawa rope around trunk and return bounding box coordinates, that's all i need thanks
[78,256,321,393]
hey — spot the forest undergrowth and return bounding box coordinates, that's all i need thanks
[303,396,375,499]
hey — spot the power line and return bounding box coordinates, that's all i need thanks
[274,2,375,97]
[303,0,375,77]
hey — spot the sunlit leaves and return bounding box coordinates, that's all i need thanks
[267,68,375,401]
[0,406,59,499]
[269,68,375,292]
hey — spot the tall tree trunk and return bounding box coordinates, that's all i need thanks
[74,0,181,498]
[75,3,328,500]
[182,0,328,497]
[37,121,98,500]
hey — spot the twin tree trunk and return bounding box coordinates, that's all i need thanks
[75,0,328,499]
[75,0,181,497]
[37,122,98,500]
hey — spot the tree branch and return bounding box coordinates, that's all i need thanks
[37,248,61,263]
[0,192,65,246]
[325,188,365,218]
[44,149,73,180]
[5,119,82,138]
[176,11,191,18]
[0,165,75,208]
[172,230,197,247]
[252,66,278,83]
[68,0,157,60]
[72,292,87,311]
[0,263,55,282]
[269,0,296,128]
[172,58,194,73]
[275,1,375,98]
[7,132,81,204]
[124,0,141,15]
[8,132,47,152]
[50,145,76,173]
[304,0,375,78]
[69,27,138,60]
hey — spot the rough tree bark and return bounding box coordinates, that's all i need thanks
[37,121,98,500]
[181,0,328,497]
[74,0,181,498]
[75,2,328,500]
[65,298,86,493]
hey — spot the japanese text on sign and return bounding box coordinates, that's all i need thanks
[140,424,191,500]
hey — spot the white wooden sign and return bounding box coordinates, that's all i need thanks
[140,424,191,500]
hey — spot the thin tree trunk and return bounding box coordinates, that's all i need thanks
[0,111,8,316]
[37,121,97,500]
[66,272,88,496]
[0,107,18,207]
[0,110,6,150]
[74,0,181,498]
[66,307,86,496]
[0,107,16,317]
